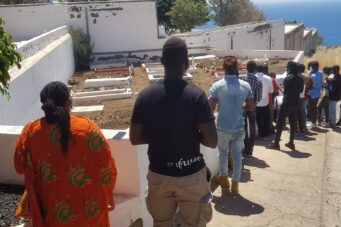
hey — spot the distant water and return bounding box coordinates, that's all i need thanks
[195,1,341,46]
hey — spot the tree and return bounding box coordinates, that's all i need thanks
[210,0,265,26]
[0,18,21,99]
[166,0,210,33]
[156,0,176,33]
[69,27,93,71]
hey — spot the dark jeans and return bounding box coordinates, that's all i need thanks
[297,98,307,131]
[256,105,270,137]
[244,111,256,155]
[307,96,319,124]
[275,104,298,144]
[317,97,329,123]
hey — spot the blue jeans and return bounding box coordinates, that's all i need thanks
[329,101,337,125]
[218,130,245,182]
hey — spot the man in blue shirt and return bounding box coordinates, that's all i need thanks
[209,56,254,195]
[306,61,323,128]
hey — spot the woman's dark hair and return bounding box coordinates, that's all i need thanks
[40,81,70,153]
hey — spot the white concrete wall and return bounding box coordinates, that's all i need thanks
[0,28,74,126]
[0,126,219,226]
[210,49,302,60]
[285,24,304,51]
[0,1,164,53]
[303,30,313,55]
[174,20,285,51]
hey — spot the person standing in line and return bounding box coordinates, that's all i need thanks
[317,67,332,126]
[297,63,308,133]
[14,81,117,227]
[130,37,217,227]
[255,64,274,139]
[209,56,254,194]
[306,61,323,128]
[267,61,304,150]
[239,61,262,157]
[328,65,341,128]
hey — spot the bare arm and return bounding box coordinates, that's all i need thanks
[198,121,217,148]
[129,123,147,145]
[244,98,255,111]
[208,97,218,113]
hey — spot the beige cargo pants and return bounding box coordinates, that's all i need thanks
[146,167,212,227]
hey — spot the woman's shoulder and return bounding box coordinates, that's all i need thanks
[70,114,99,133]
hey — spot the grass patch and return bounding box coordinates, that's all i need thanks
[305,47,341,69]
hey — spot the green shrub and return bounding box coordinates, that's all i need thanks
[0,18,21,99]
[69,27,93,71]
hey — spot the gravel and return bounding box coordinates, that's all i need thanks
[0,184,25,227]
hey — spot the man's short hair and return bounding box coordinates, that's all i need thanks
[323,66,332,75]
[332,65,340,73]
[162,37,188,68]
[256,64,264,73]
[247,61,257,73]
[298,63,306,74]
[287,61,298,75]
[223,56,238,75]
[311,61,319,71]
[264,64,269,74]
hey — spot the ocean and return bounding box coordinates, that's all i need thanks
[195,1,341,46]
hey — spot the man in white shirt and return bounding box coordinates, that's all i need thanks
[255,64,274,139]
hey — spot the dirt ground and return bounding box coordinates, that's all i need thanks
[68,59,289,129]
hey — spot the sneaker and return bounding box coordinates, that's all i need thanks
[317,122,322,127]
[214,175,230,189]
[285,142,295,150]
[266,142,280,150]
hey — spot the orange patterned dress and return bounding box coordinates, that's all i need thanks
[14,115,117,227]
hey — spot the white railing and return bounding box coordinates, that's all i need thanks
[15,26,69,61]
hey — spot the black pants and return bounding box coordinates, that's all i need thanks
[275,104,298,144]
[256,105,270,137]
[297,98,306,131]
[317,97,329,123]
[307,96,319,124]
[244,111,256,155]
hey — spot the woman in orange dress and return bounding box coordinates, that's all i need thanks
[14,81,117,227]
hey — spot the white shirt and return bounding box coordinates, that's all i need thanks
[256,73,274,107]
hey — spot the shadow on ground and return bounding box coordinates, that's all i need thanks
[295,133,317,141]
[211,188,264,216]
[279,149,312,159]
[244,156,270,169]
[331,127,341,133]
[310,127,328,133]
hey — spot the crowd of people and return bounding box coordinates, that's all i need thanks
[13,37,341,227]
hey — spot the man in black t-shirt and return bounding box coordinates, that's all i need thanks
[267,61,304,150]
[130,37,217,226]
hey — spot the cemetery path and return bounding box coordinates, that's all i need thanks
[208,127,341,227]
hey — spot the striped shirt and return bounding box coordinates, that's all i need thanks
[239,73,263,104]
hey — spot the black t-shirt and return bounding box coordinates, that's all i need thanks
[283,73,304,106]
[131,79,215,177]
